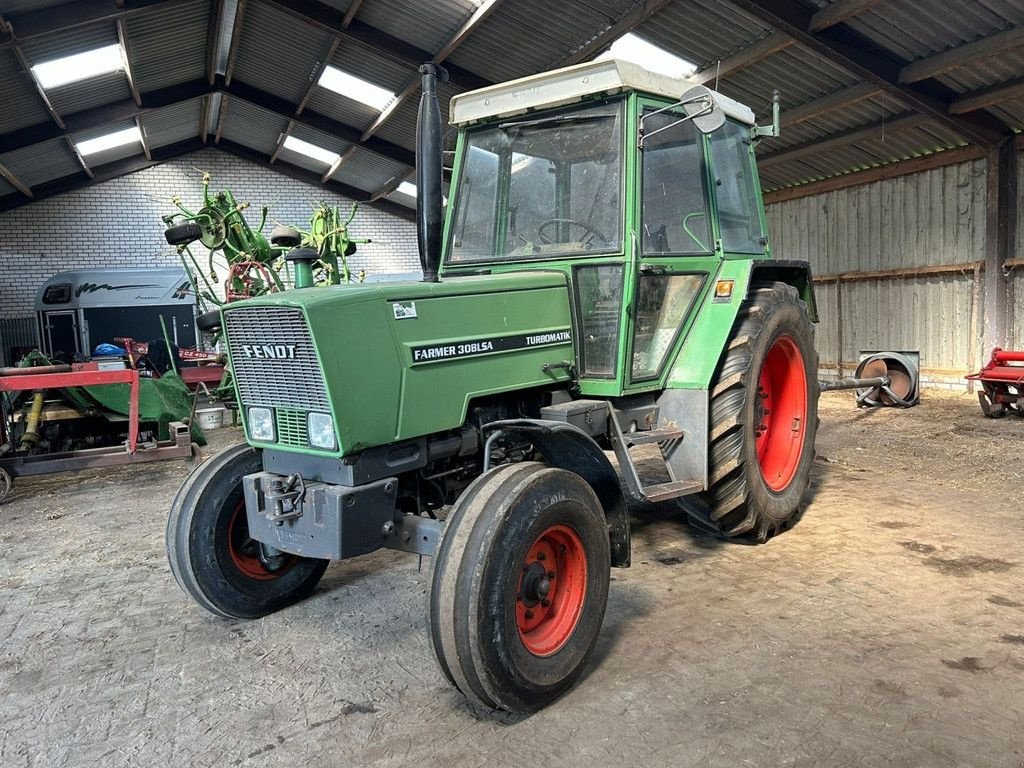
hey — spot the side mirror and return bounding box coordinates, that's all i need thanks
[680,85,726,134]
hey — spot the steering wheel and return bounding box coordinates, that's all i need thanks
[537,218,608,247]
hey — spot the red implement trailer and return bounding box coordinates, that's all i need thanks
[966,348,1024,417]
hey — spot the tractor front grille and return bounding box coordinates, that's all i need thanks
[223,307,330,448]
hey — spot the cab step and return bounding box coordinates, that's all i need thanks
[608,405,698,504]
[620,427,684,447]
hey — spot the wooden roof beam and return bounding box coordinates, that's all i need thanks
[781,82,880,126]
[322,144,357,183]
[808,0,884,32]
[341,0,363,29]
[117,17,142,106]
[950,76,1024,114]
[224,0,247,86]
[1,16,66,130]
[0,161,33,197]
[264,0,491,91]
[360,0,505,142]
[759,112,927,169]
[562,0,673,66]
[690,31,795,86]
[900,27,1024,84]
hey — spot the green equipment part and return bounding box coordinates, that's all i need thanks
[167,59,818,714]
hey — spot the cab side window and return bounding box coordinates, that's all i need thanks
[709,121,765,254]
[641,111,712,255]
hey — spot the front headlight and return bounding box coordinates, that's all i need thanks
[308,411,336,450]
[247,407,275,442]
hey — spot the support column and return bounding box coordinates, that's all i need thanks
[984,139,1017,351]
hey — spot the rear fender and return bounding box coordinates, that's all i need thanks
[751,259,818,321]
[483,419,630,567]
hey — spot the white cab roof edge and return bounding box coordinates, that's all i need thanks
[449,58,757,128]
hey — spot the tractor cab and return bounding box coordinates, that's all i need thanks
[441,58,773,397]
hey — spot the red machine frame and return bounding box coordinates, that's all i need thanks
[0,362,195,492]
[966,348,1024,417]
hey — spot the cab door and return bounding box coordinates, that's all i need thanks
[624,101,719,390]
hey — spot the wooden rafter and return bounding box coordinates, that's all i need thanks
[690,31,794,87]
[2,16,66,130]
[900,26,1024,84]
[950,76,1024,115]
[0,161,32,197]
[360,0,506,142]
[136,115,152,160]
[214,94,229,143]
[65,135,95,179]
[269,120,295,164]
[758,112,927,170]
[341,0,364,29]
[781,82,880,127]
[562,0,673,66]
[321,144,357,183]
[117,17,142,106]
[224,0,247,87]
[808,0,884,33]
[206,0,226,85]
[296,36,340,116]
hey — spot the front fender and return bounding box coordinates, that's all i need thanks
[483,419,631,567]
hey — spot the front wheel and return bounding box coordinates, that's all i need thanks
[166,444,328,619]
[428,463,611,713]
[684,281,819,542]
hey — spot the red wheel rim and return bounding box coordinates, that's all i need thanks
[516,524,587,657]
[755,335,808,492]
[227,501,297,580]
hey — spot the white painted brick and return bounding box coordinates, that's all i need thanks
[0,148,419,318]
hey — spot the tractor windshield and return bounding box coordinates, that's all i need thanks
[448,100,624,263]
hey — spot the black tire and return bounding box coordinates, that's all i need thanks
[428,462,611,713]
[166,444,329,619]
[165,222,203,246]
[270,225,302,248]
[195,309,222,333]
[0,467,11,504]
[684,281,819,542]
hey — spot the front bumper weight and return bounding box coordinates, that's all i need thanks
[243,472,398,560]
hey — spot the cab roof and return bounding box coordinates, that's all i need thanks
[449,58,757,128]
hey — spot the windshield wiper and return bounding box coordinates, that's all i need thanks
[498,113,615,131]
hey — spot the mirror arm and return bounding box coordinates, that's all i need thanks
[637,95,712,149]
[753,89,782,141]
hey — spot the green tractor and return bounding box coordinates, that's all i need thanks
[167,59,818,713]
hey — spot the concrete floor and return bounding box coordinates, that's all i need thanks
[2,390,1023,767]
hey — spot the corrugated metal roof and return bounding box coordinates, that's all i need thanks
[357,0,476,54]
[376,79,462,152]
[127,0,211,92]
[19,20,118,61]
[332,146,409,193]
[218,97,289,155]
[826,0,1024,61]
[0,49,51,133]
[288,122,352,157]
[447,0,639,83]
[143,98,206,148]
[0,137,82,186]
[70,119,144,167]
[44,71,134,116]
[231,1,331,103]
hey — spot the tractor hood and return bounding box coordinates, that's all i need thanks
[221,272,575,456]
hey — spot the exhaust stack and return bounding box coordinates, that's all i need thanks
[415,63,447,283]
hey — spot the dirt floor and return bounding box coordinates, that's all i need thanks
[2,390,1023,767]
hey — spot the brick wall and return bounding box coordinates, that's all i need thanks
[0,147,420,318]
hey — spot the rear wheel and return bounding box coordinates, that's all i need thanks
[428,462,610,713]
[684,281,818,541]
[166,444,328,619]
